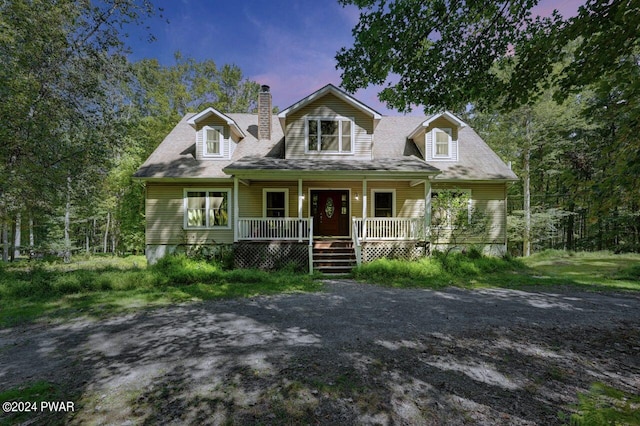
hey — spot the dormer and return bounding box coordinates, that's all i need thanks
[278,84,382,160]
[187,107,245,160]
[408,111,466,162]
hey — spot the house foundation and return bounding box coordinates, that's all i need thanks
[361,241,427,263]
[233,241,309,271]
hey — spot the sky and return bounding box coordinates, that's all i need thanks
[126,0,585,115]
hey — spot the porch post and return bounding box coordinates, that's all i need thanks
[425,178,431,241]
[298,178,303,242]
[362,177,367,241]
[233,176,239,242]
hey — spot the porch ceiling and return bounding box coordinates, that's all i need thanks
[223,156,441,180]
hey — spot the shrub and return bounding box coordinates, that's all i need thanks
[615,264,640,281]
[353,257,447,288]
[151,254,222,285]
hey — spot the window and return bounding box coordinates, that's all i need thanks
[185,189,230,228]
[263,189,288,218]
[306,117,353,153]
[204,126,223,157]
[431,190,471,228]
[372,190,395,217]
[432,128,452,158]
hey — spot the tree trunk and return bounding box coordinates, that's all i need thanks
[29,213,34,247]
[523,144,531,257]
[14,212,21,259]
[64,176,71,263]
[2,223,8,262]
[103,211,110,253]
[566,201,575,251]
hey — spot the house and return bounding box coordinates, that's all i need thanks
[134,84,517,273]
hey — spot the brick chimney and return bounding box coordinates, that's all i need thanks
[258,84,271,140]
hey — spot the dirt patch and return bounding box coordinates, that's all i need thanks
[1,280,639,424]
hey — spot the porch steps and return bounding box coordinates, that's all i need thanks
[313,240,357,274]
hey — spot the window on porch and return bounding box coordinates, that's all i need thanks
[263,189,288,217]
[373,190,394,217]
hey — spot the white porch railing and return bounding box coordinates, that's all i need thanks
[353,217,425,241]
[352,217,362,266]
[237,217,312,242]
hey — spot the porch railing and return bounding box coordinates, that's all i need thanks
[353,217,425,241]
[352,217,362,266]
[237,217,312,242]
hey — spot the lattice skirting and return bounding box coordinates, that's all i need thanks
[362,241,426,263]
[234,241,308,271]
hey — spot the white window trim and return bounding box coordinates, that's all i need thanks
[431,127,453,159]
[370,189,396,218]
[203,125,224,158]
[431,188,472,228]
[262,188,289,217]
[183,188,232,229]
[304,116,355,154]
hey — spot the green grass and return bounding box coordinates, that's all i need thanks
[0,255,322,328]
[2,250,639,327]
[0,381,71,426]
[353,250,640,291]
[565,382,640,425]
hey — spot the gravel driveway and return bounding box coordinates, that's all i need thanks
[1,280,639,425]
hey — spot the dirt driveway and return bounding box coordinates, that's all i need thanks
[1,280,639,425]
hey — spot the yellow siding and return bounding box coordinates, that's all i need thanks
[236,180,427,219]
[145,181,507,246]
[367,181,426,218]
[285,93,373,160]
[238,181,300,217]
[146,182,234,245]
[431,182,507,243]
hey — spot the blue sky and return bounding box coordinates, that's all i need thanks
[127,0,584,115]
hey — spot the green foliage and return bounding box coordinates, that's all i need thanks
[615,264,640,281]
[0,381,71,425]
[354,251,640,291]
[0,0,157,222]
[568,382,640,426]
[337,0,639,113]
[430,190,490,256]
[353,252,523,288]
[0,255,322,327]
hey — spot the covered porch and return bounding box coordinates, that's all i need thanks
[224,157,439,273]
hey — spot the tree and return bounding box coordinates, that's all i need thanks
[0,0,158,259]
[336,0,639,113]
[100,56,261,255]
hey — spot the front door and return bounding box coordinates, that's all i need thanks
[311,190,349,237]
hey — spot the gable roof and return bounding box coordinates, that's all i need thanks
[186,107,245,139]
[134,85,517,182]
[277,84,382,130]
[133,113,283,180]
[407,111,467,140]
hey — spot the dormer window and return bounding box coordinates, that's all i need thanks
[306,117,353,153]
[204,126,223,157]
[433,128,452,159]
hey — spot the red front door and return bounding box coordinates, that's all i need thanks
[312,190,349,237]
